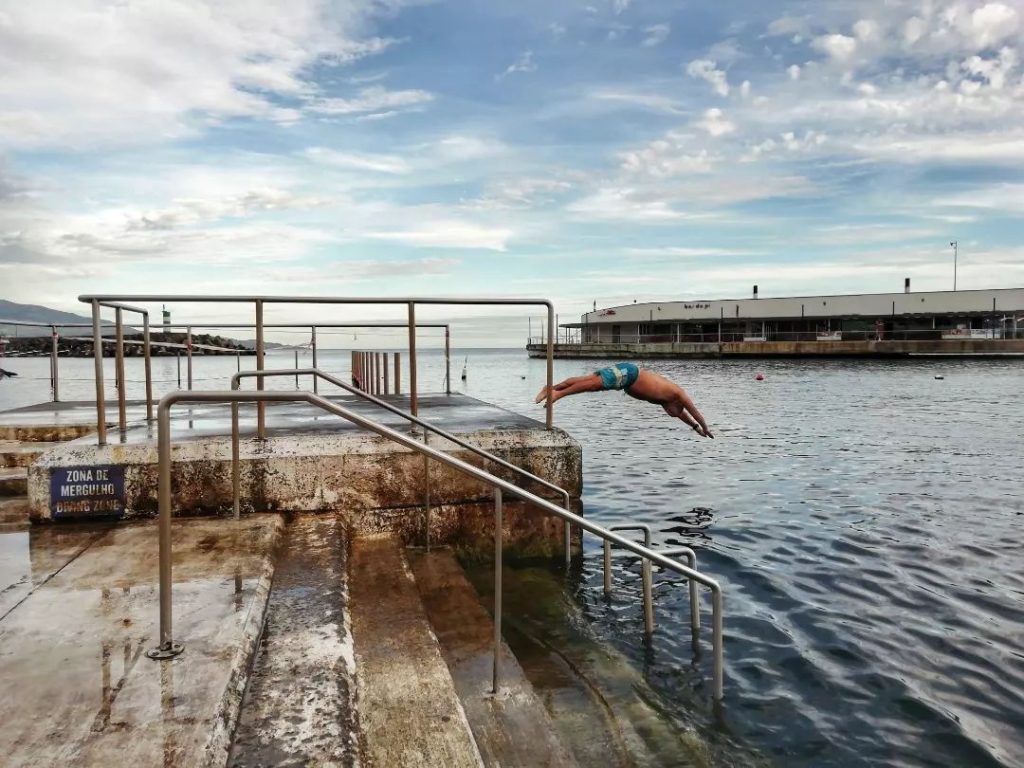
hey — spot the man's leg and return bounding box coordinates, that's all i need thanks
[535,373,604,403]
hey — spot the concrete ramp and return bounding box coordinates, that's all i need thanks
[349,536,483,767]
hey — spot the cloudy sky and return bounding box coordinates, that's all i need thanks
[1,0,1022,344]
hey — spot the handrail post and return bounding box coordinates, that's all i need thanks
[146,398,183,661]
[444,325,451,395]
[712,586,724,702]
[143,314,153,422]
[563,493,571,565]
[255,300,265,440]
[115,308,127,433]
[231,397,240,520]
[294,350,299,389]
[383,353,390,395]
[408,302,417,416]
[642,560,654,635]
[545,302,554,429]
[423,431,431,552]
[493,486,503,694]
[394,352,400,394]
[311,326,318,394]
[603,540,612,595]
[186,326,193,390]
[50,325,59,402]
[92,299,107,446]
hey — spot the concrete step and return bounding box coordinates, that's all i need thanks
[0,440,57,467]
[0,467,28,496]
[229,515,360,767]
[349,535,483,768]
[408,549,578,768]
[0,497,30,524]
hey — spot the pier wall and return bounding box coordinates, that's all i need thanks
[27,428,582,558]
[527,339,1024,359]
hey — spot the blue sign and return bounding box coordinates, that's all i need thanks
[50,465,125,518]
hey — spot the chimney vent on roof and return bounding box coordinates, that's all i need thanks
[905,278,911,294]
[753,285,759,300]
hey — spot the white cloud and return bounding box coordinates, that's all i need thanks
[619,142,716,177]
[686,59,730,97]
[304,147,410,174]
[498,50,537,80]
[695,108,736,136]
[813,33,858,60]
[642,24,670,47]
[307,87,435,116]
[587,90,685,114]
[567,188,702,221]
[365,221,513,251]
[0,0,409,149]
[788,64,802,80]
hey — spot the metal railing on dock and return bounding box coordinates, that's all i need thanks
[79,294,556,443]
[146,389,725,703]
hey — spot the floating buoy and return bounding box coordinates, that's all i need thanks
[935,375,944,380]
[755,373,765,381]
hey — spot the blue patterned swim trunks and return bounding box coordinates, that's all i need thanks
[595,362,640,391]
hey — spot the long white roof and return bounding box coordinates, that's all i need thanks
[575,287,1024,325]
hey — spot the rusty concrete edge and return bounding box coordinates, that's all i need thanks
[199,514,286,768]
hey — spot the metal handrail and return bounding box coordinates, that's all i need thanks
[147,389,725,702]
[89,299,153,439]
[230,367,574,562]
[78,294,556,436]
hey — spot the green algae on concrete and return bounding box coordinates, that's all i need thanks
[0,515,282,768]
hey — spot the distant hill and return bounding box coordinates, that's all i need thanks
[0,298,99,336]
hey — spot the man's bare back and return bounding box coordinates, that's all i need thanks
[535,363,713,437]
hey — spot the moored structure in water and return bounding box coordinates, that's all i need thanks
[530,285,1024,358]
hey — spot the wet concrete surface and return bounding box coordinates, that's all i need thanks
[0,394,541,443]
[0,515,282,768]
[229,515,360,768]
[350,536,483,767]
[409,548,577,767]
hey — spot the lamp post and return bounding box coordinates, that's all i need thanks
[950,240,958,291]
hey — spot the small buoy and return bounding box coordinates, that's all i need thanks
[935,375,944,380]
[755,373,765,381]
[521,375,526,379]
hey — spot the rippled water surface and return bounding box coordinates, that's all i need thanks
[2,349,1023,766]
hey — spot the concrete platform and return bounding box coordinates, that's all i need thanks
[0,516,283,768]
[19,394,581,558]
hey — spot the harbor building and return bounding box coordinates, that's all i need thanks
[530,285,1024,358]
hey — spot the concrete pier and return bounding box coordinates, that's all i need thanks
[11,393,580,558]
